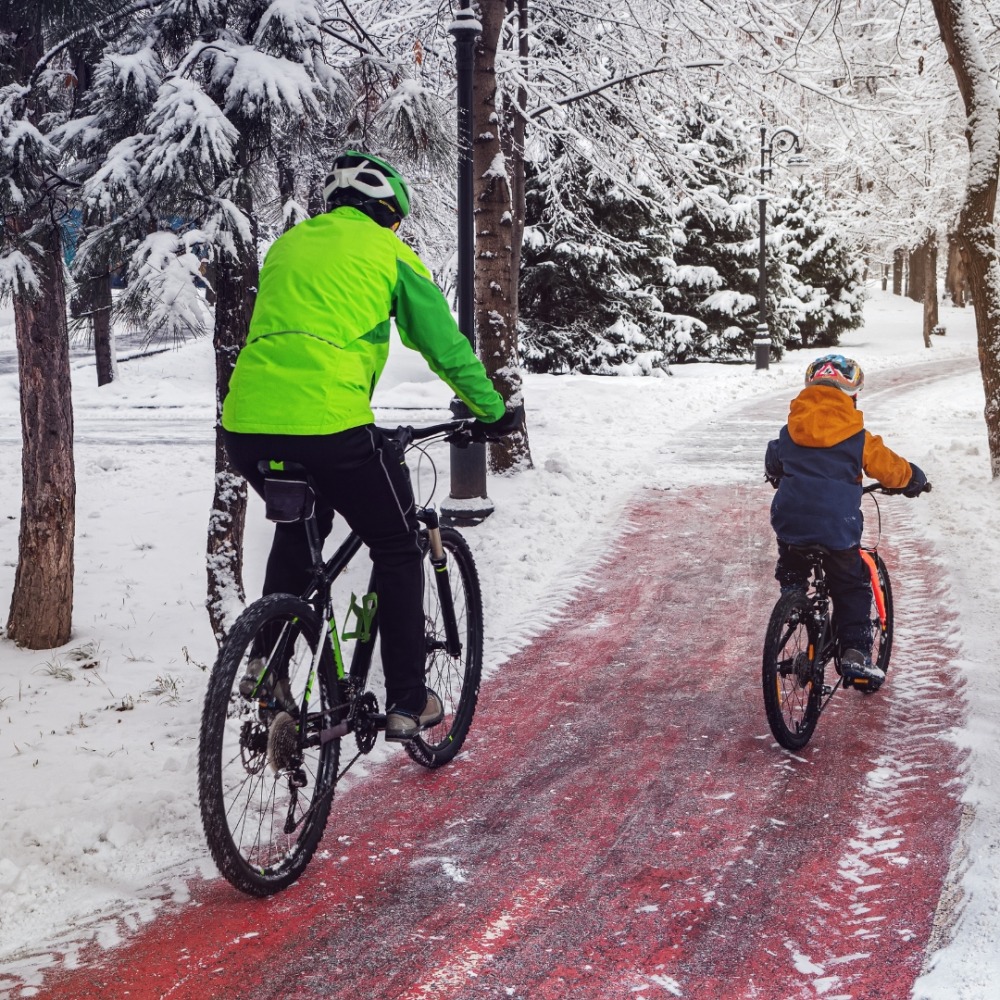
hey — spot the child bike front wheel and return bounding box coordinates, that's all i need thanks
[865,548,894,681]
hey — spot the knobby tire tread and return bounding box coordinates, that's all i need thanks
[762,590,822,750]
[198,594,340,896]
[869,551,894,682]
[406,527,484,768]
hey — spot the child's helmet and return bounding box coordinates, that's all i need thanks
[804,354,864,395]
[322,151,411,225]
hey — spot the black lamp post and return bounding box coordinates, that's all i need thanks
[755,124,806,371]
[441,3,494,525]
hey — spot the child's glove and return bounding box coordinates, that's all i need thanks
[902,463,929,497]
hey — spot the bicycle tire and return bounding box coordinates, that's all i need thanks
[762,590,823,750]
[406,526,483,768]
[198,594,341,896]
[868,550,894,677]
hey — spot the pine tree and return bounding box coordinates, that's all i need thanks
[666,103,796,362]
[71,0,462,639]
[71,0,335,640]
[776,180,866,349]
[519,157,678,375]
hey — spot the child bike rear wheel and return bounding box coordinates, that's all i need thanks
[198,594,341,896]
[762,591,823,750]
[406,527,483,768]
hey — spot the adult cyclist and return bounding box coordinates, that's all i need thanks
[222,150,520,741]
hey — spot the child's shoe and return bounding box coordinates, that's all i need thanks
[841,648,885,687]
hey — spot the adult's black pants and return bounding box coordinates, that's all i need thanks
[224,424,426,714]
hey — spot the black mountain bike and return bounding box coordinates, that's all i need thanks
[761,481,930,751]
[198,420,483,896]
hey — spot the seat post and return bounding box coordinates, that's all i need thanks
[303,515,324,569]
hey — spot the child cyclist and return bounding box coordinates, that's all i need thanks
[764,354,928,688]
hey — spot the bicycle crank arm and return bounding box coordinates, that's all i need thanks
[318,712,388,745]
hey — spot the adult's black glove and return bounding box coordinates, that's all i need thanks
[470,404,524,442]
[902,462,929,498]
[764,473,781,490]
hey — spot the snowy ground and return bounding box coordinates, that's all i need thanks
[0,289,996,998]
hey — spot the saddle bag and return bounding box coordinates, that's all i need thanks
[258,462,316,523]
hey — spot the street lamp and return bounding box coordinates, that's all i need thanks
[441,2,494,525]
[755,124,807,370]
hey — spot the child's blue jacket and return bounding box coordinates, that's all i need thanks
[765,385,912,549]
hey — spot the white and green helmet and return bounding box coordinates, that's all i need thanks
[323,150,411,219]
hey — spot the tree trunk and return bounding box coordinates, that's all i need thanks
[473,0,532,474]
[205,203,256,641]
[945,233,966,307]
[92,271,116,385]
[907,242,925,302]
[931,0,1000,476]
[506,0,528,311]
[7,225,76,648]
[2,3,76,649]
[892,248,904,295]
[921,231,938,347]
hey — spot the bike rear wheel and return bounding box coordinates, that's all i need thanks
[406,527,483,768]
[762,591,823,750]
[198,594,341,896]
[867,549,894,677]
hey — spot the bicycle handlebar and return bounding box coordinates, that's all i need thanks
[377,419,478,449]
[862,481,933,496]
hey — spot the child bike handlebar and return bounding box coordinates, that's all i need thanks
[862,481,933,497]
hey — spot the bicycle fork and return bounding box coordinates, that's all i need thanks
[420,508,463,658]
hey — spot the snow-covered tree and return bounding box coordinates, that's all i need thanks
[519,157,678,374]
[775,180,866,350]
[664,104,796,362]
[67,0,338,639]
[68,0,464,637]
[0,0,87,649]
[929,0,1000,475]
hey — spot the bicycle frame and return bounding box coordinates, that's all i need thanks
[859,548,887,628]
[792,540,886,707]
[287,477,466,750]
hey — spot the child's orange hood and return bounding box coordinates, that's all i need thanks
[786,385,863,448]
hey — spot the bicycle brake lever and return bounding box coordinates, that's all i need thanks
[446,425,476,449]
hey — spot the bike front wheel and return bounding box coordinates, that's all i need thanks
[762,591,823,750]
[867,549,894,678]
[198,594,341,896]
[406,526,484,768]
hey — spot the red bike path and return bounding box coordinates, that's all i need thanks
[24,361,970,1000]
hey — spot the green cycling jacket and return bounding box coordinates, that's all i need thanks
[221,206,505,435]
